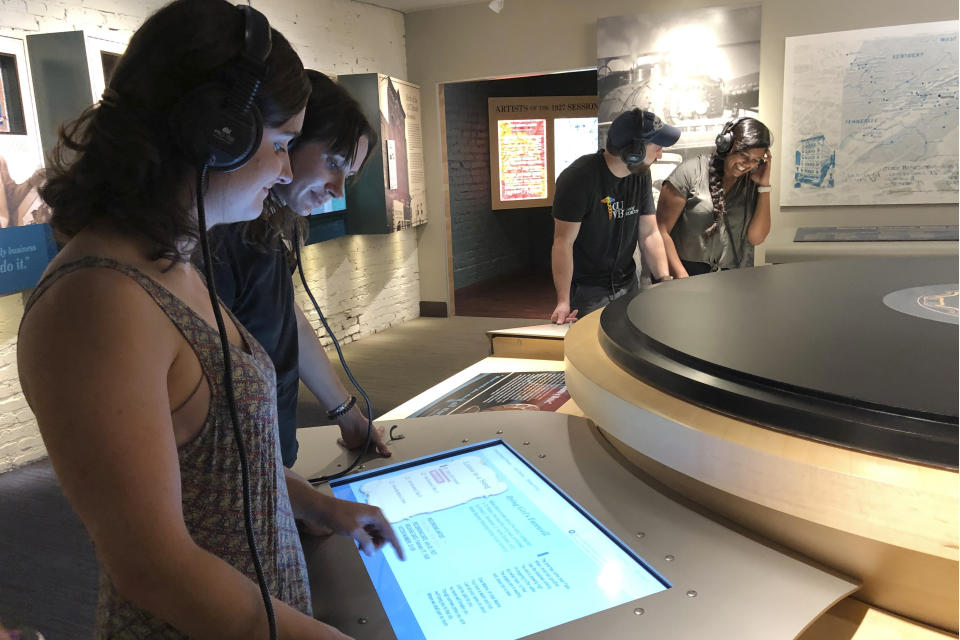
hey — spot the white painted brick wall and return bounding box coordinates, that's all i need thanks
[295,230,421,349]
[0,0,418,472]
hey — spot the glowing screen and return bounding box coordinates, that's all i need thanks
[554,117,598,179]
[330,441,669,640]
[497,119,548,201]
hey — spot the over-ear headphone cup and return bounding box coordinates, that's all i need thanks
[715,131,734,155]
[620,144,645,165]
[170,82,263,172]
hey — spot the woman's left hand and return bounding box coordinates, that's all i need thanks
[751,150,772,186]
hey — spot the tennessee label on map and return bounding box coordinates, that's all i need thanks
[781,21,959,206]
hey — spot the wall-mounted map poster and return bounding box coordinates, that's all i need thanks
[781,21,959,206]
[498,119,548,202]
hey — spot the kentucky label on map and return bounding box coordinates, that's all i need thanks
[781,21,959,206]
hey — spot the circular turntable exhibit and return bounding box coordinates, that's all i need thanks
[563,257,959,632]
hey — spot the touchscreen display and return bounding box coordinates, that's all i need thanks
[330,441,669,640]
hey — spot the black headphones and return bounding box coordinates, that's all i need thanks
[170,4,272,171]
[715,116,750,156]
[619,110,661,165]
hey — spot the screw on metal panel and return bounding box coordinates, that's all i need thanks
[538,453,546,459]
[635,532,645,539]
[462,438,469,443]
[522,441,530,445]
[664,554,675,562]
[633,608,644,616]
[358,465,365,470]
[686,590,697,598]
[496,429,504,434]
[358,617,368,624]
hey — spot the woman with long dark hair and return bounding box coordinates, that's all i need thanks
[207,70,388,468]
[17,1,398,637]
[657,117,773,277]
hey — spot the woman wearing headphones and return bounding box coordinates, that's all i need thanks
[656,117,773,277]
[16,1,398,638]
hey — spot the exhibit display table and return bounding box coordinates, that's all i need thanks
[563,259,958,633]
[486,324,568,360]
[292,412,855,640]
[764,226,959,264]
[380,357,579,420]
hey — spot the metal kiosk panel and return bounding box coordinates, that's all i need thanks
[293,412,855,640]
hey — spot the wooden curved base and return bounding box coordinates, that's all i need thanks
[564,310,958,633]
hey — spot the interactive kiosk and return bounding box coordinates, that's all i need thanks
[294,412,855,640]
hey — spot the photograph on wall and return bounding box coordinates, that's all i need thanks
[0,65,8,134]
[379,75,427,231]
[780,21,959,206]
[410,371,570,418]
[0,36,55,296]
[597,5,762,196]
[498,118,548,202]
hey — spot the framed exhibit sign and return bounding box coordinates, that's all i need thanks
[26,31,127,162]
[337,73,427,234]
[488,96,598,210]
[0,34,47,235]
[85,35,125,107]
[0,36,43,181]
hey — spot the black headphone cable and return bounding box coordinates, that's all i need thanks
[195,164,278,640]
[291,237,375,484]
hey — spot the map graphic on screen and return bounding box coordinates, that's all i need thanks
[554,117,598,179]
[331,441,669,640]
[498,119,548,201]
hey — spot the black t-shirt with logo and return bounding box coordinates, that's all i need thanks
[552,151,655,289]
[205,223,301,467]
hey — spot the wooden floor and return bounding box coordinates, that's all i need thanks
[0,315,541,638]
[454,271,555,319]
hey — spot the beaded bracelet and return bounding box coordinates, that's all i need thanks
[327,395,357,420]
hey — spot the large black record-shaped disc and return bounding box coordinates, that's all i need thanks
[599,257,958,469]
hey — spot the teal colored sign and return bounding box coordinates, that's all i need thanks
[0,224,58,295]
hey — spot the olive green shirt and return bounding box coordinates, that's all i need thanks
[665,155,757,270]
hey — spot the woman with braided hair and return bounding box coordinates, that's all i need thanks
[656,117,772,277]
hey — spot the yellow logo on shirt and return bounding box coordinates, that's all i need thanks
[601,196,615,219]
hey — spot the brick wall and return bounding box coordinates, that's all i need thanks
[444,71,597,290]
[0,0,415,473]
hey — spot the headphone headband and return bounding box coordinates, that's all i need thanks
[170,4,272,171]
[715,116,750,155]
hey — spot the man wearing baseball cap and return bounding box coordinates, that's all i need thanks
[550,108,680,324]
